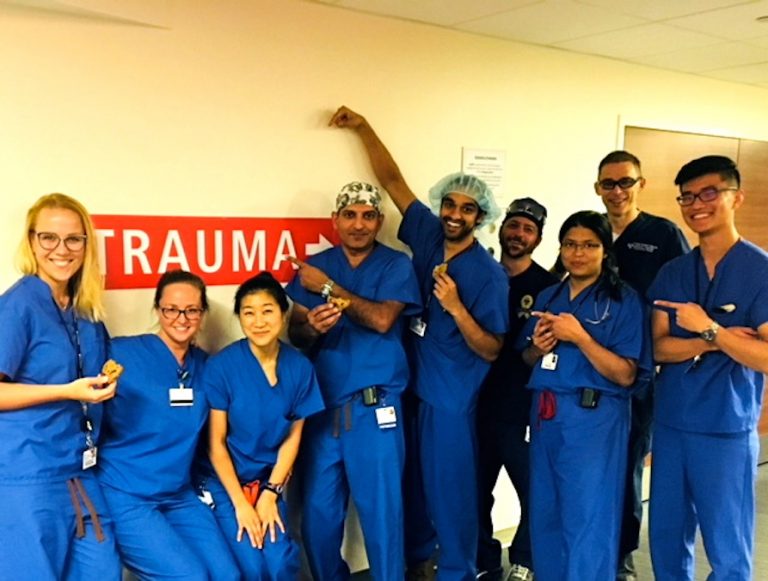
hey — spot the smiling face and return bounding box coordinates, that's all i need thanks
[499,215,540,260]
[440,192,482,242]
[31,207,86,291]
[595,161,645,221]
[156,282,204,350]
[332,203,383,256]
[560,226,604,284]
[238,290,285,350]
[678,172,742,237]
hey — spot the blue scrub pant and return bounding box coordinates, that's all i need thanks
[0,472,120,581]
[101,485,239,581]
[476,418,532,573]
[649,423,757,581]
[404,396,479,581]
[300,393,405,580]
[206,477,299,581]
[529,391,628,581]
[618,387,653,558]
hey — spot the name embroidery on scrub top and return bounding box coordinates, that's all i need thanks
[56,303,98,470]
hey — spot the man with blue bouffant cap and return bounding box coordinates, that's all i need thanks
[331,106,509,581]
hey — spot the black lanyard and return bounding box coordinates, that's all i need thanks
[55,301,94,451]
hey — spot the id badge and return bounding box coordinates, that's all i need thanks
[169,387,194,406]
[375,406,397,429]
[541,352,558,371]
[409,316,426,337]
[82,446,98,470]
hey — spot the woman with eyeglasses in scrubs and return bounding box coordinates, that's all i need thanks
[0,193,121,580]
[97,270,239,580]
[198,272,324,580]
[518,211,651,581]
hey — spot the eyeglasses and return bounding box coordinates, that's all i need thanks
[676,187,737,206]
[561,241,602,252]
[160,307,204,321]
[34,231,87,252]
[597,177,642,191]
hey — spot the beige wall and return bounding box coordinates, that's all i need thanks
[2,0,768,569]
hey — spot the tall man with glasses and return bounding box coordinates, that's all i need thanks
[329,106,509,581]
[594,151,689,581]
[649,155,768,580]
[286,182,421,581]
[475,198,558,581]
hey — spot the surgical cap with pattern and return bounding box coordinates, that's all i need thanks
[335,182,382,212]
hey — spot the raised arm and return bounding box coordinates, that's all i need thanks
[329,106,417,215]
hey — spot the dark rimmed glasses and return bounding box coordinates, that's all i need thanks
[676,187,737,207]
[160,307,204,321]
[597,177,642,191]
[34,231,87,252]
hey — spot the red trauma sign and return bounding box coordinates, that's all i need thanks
[92,215,338,290]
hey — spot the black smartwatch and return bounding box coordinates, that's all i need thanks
[262,482,284,497]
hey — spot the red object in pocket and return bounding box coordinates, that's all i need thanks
[242,480,260,506]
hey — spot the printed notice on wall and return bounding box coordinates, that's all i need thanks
[461,148,506,195]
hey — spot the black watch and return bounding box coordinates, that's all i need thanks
[262,482,284,497]
[700,321,720,343]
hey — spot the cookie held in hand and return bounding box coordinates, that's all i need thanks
[101,359,124,383]
[328,296,351,311]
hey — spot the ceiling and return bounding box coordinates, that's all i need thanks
[310,0,768,88]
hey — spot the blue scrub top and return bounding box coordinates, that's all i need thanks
[201,339,324,483]
[286,243,421,406]
[648,240,768,433]
[398,201,509,414]
[98,334,208,498]
[0,276,109,483]
[517,279,647,397]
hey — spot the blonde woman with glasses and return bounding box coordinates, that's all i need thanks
[0,193,121,580]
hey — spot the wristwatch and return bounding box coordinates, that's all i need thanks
[262,482,284,497]
[320,279,335,300]
[700,321,720,343]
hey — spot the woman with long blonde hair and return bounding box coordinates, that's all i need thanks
[0,193,121,579]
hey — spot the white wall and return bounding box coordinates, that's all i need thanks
[2,0,767,570]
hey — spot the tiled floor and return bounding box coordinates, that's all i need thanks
[352,460,768,580]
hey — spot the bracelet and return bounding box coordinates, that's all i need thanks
[320,279,335,300]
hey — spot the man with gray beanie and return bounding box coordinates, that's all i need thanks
[287,181,421,580]
[330,106,509,581]
[476,198,558,581]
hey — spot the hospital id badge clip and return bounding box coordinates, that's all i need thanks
[541,352,558,371]
[169,386,194,406]
[409,316,426,337]
[82,446,98,470]
[375,406,397,429]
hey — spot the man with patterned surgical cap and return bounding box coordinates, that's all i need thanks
[330,106,509,581]
[476,198,559,581]
[287,181,421,581]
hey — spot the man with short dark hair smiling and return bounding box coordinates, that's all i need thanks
[594,150,689,581]
[649,155,768,580]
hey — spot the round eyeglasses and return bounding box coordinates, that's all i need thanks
[34,231,87,252]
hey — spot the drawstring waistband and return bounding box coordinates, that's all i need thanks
[332,401,354,438]
[65,478,106,542]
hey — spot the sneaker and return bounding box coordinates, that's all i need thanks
[476,567,503,580]
[406,559,436,581]
[617,553,637,581]
[506,563,534,581]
